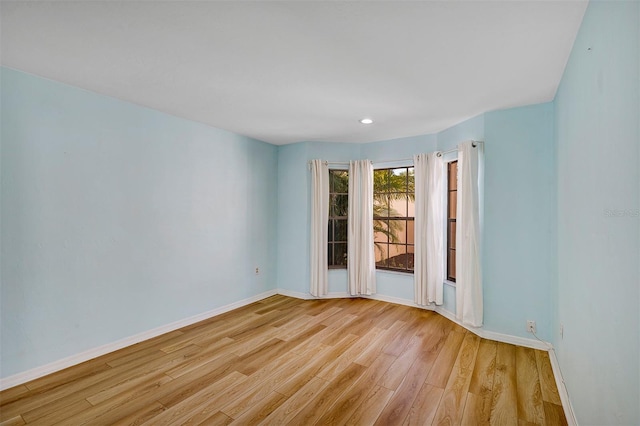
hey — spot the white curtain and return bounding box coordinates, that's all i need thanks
[414,152,445,306]
[348,160,376,296]
[310,159,329,297]
[456,141,483,327]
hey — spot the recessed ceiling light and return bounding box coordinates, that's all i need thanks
[359,118,374,124]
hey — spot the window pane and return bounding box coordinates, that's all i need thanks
[334,243,348,266]
[389,194,407,217]
[388,244,408,269]
[374,219,389,243]
[328,220,334,242]
[388,219,407,243]
[375,243,388,266]
[407,245,415,270]
[448,161,457,189]
[373,194,390,218]
[407,220,415,245]
[374,169,390,192]
[331,170,348,193]
[448,221,456,249]
[448,249,456,281]
[448,191,457,218]
[331,194,348,217]
[328,243,334,266]
[335,219,348,242]
[390,168,408,192]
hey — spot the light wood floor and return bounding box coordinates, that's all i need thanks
[0,295,567,425]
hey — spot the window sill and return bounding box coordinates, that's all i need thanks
[444,280,456,288]
[376,269,414,277]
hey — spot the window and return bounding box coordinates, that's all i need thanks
[373,167,415,272]
[328,170,348,268]
[447,161,458,282]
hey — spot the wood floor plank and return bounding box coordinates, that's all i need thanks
[227,390,288,425]
[379,334,426,391]
[543,401,568,426]
[144,371,246,425]
[316,327,385,381]
[354,320,406,367]
[432,332,481,425]
[85,355,181,406]
[220,343,332,419]
[110,402,167,426]
[313,352,397,425]
[403,383,444,425]
[516,346,546,425]
[275,333,359,397]
[0,415,25,426]
[156,355,244,408]
[194,411,234,426]
[469,339,498,395]
[425,330,466,388]
[344,385,395,426]
[315,313,359,347]
[374,350,439,425]
[381,313,424,357]
[0,296,567,426]
[23,362,112,395]
[258,376,329,425]
[23,398,93,425]
[164,337,236,378]
[461,391,492,426]
[0,386,30,407]
[536,349,562,405]
[490,342,518,426]
[287,362,367,425]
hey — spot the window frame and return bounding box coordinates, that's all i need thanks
[328,168,349,269]
[373,166,415,274]
[444,156,458,286]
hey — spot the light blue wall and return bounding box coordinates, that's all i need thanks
[0,68,278,378]
[554,1,639,424]
[484,103,556,342]
[437,114,485,153]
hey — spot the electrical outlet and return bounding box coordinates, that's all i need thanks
[526,320,536,334]
[560,324,564,339]
[255,267,259,275]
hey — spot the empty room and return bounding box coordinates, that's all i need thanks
[1,1,638,425]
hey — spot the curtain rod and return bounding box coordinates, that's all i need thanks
[308,141,483,165]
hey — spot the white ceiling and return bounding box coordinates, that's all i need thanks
[0,1,587,145]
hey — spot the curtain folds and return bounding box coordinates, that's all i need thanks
[310,159,329,297]
[348,160,376,296]
[456,141,483,327]
[414,152,445,306]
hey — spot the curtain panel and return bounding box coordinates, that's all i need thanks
[348,160,376,296]
[414,152,445,306]
[455,141,483,327]
[309,159,329,297]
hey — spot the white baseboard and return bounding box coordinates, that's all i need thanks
[547,348,578,426]
[276,288,354,300]
[432,306,550,351]
[364,292,434,310]
[0,289,277,391]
